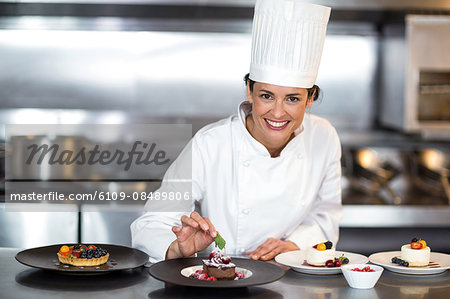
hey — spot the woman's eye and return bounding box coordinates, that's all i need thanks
[260,94,271,100]
[287,97,300,102]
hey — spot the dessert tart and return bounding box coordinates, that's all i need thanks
[306,241,336,266]
[57,244,109,267]
[202,251,236,280]
[399,238,430,267]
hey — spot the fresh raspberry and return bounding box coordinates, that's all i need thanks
[235,272,245,279]
[207,276,217,281]
[209,251,220,260]
[198,273,209,280]
[195,270,203,274]
[222,256,231,264]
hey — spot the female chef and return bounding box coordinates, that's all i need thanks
[131,0,342,263]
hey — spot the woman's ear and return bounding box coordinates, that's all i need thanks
[306,97,314,108]
[246,84,253,103]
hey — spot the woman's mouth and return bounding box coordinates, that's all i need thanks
[264,118,290,130]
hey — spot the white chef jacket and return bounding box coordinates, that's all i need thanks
[131,101,342,263]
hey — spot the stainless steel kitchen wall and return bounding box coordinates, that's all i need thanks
[0,18,377,132]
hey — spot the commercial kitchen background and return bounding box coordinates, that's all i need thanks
[0,0,449,255]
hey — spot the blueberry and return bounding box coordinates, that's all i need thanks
[392,257,397,263]
[411,237,418,243]
[404,261,409,267]
[324,241,333,250]
[94,253,100,258]
[343,258,349,264]
[80,252,87,258]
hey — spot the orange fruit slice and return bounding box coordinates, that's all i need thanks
[419,240,427,249]
[317,243,326,251]
[59,245,70,254]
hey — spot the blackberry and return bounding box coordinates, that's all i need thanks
[324,241,333,250]
[94,253,100,258]
[411,237,418,243]
[80,252,87,258]
[73,244,81,250]
[392,257,398,263]
[404,261,409,267]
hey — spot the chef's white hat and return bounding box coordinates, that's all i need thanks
[249,0,331,88]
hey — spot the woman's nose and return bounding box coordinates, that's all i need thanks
[271,100,285,118]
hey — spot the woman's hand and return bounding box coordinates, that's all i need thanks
[165,211,217,260]
[247,238,299,261]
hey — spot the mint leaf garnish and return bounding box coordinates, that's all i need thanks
[214,233,226,250]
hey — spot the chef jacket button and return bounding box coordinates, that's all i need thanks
[242,209,249,215]
[243,161,250,167]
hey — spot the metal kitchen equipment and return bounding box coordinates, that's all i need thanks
[380,15,450,138]
[343,148,403,204]
[408,148,450,204]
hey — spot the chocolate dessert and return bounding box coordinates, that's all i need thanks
[202,251,235,280]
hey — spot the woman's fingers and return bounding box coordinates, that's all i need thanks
[248,238,276,259]
[180,214,199,229]
[260,246,283,261]
[176,213,217,240]
[248,239,299,260]
[203,217,217,238]
[189,211,210,232]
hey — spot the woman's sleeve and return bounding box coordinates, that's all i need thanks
[130,137,205,263]
[286,130,343,250]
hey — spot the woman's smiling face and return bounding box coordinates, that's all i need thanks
[245,81,313,157]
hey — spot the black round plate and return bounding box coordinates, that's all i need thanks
[15,244,149,274]
[149,257,285,288]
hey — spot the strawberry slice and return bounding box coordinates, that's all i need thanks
[88,245,97,250]
[80,245,88,251]
[72,250,81,258]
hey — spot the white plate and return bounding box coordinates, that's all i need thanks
[275,250,368,275]
[369,251,450,275]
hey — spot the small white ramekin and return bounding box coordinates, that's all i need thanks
[341,264,384,289]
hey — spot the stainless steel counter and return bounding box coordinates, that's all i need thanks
[1,248,449,299]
